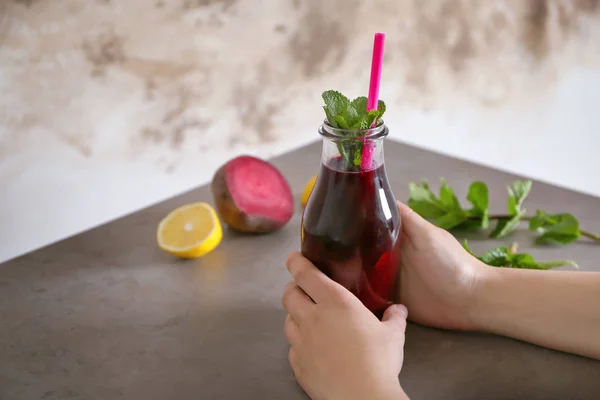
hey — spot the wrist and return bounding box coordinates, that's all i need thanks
[398,386,410,400]
[466,263,505,332]
[378,379,408,400]
[345,377,406,400]
[464,260,500,332]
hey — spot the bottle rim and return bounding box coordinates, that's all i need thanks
[318,119,389,141]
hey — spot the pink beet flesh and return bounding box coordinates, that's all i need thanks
[224,156,294,223]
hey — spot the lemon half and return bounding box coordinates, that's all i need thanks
[301,175,317,208]
[157,202,222,259]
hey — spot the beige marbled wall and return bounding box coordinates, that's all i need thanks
[1,0,600,260]
[2,0,599,166]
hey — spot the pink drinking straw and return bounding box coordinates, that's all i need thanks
[361,32,385,171]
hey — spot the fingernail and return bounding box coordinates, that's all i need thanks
[396,304,408,318]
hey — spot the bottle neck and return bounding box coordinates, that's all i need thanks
[318,122,388,172]
[321,137,385,172]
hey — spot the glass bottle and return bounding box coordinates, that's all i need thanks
[301,120,401,318]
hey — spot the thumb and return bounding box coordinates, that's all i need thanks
[396,200,433,238]
[382,304,408,338]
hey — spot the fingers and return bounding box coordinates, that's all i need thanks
[282,281,314,322]
[284,314,301,347]
[288,347,297,370]
[382,304,408,342]
[396,200,432,237]
[288,347,303,384]
[286,252,340,304]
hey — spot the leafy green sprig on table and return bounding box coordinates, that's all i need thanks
[463,240,577,270]
[408,178,599,269]
[321,90,386,170]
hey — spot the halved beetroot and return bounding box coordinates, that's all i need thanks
[210,155,294,234]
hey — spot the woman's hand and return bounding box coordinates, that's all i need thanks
[282,252,409,400]
[396,201,489,331]
[397,201,600,360]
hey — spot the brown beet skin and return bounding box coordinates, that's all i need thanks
[210,155,294,234]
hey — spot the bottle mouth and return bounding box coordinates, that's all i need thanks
[318,119,388,140]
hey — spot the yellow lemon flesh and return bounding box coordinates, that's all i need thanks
[157,202,222,259]
[301,175,317,208]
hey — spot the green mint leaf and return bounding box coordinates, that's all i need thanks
[333,115,350,130]
[351,96,368,119]
[408,181,446,219]
[529,209,549,230]
[511,253,577,269]
[351,142,363,167]
[439,178,462,210]
[350,120,363,130]
[467,242,577,270]
[335,140,351,167]
[467,182,489,212]
[462,240,475,256]
[349,97,387,128]
[529,210,581,245]
[488,180,530,238]
[490,213,523,238]
[377,99,386,118]
[352,110,380,130]
[537,231,580,245]
[529,259,579,269]
[507,180,532,215]
[322,90,351,127]
[421,179,431,191]
[474,246,511,266]
[322,90,350,116]
[466,181,489,229]
[509,253,537,268]
[363,110,380,129]
[345,104,359,126]
[408,178,466,230]
[433,210,468,230]
[323,91,387,132]
[454,220,487,232]
[323,106,338,128]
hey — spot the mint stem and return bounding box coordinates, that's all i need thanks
[470,215,600,243]
[580,230,600,241]
[477,215,532,222]
[336,141,350,168]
